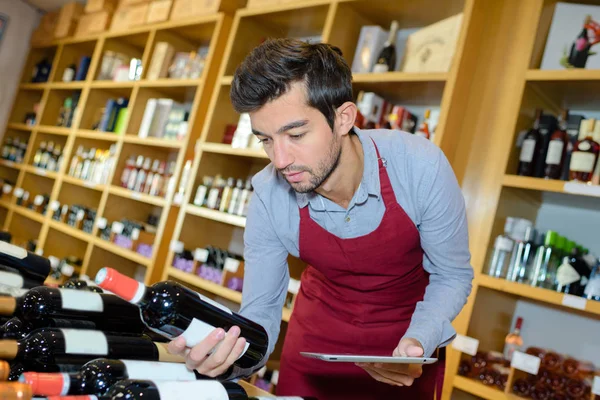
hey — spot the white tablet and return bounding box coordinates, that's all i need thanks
[300,352,438,364]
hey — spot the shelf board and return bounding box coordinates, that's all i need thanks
[200,142,268,159]
[77,129,120,141]
[453,376,508,400]
[94,237,151,266]
[526,69,600,81]
[352,73,446,106]
[108,185,167,207]
[0,198,13,210]
[478,275,600,317]
[240,0,333,17]
[49,82,86,90]
[186,204,246,228]
[90,80,136,89]
[168,267,292,323]
[19,83,47,90]
[23,165,58,179]
[503,174,600,199]
[122,135,184,148]
[0,160,22,170]
[140,78,203,88]
[13,205,46,224]
[221,76,233,85]
[48,219,94,242]
[7,123,34,131]
[352,72,448,83]
[525,69,600,109]
[61,175,107,191]
[37,126,71,136]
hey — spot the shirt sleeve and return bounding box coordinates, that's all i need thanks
[232,190,290,379]
[401,146,474,358]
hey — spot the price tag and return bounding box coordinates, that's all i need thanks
[564,181,600,197]
[131,192,142,200]
[76,210,85,221]
[169,240,183,253]
[96,217,107,229]
[592,376,600,395]
[14,188,24,198]
[287,278,301,295]
[193,248,209,262]
[36,168,47,176]
[3,184,12,194]
[562,294,587,310]
[223,257,240,273]
[451,334,479,356]
[131,228,140,241]
[511,351,541,375]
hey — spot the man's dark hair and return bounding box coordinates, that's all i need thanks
[230,38,353,130]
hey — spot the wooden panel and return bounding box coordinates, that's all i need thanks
[20,171,56,199]
[102,190,163,225]
[85,244,144,281]
[202,84,240,144]
[7,212,43,250]
[9,90,44,125]
[44,227,89,262]
[529,0,559,69]
[52,41,98,83]
[57,180,104,211]
[179,212,237,251]
[20,47,58,84]
[79,88,133,130]
[324,1,370,64]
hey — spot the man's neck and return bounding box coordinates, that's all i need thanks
[315,134,364,209]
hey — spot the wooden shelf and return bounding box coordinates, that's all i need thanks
[122,135,184,148]
[49,219,94,242]
[352,72,446,105]
[0,198,13,210]
[240,0,332,17]
[61,175,106,191]
[23,165,59,179]
[352,72,448,83]
[108,185,167,207]
[49,82,86,90]
[94,237,152,266]
[13,205,46,224]
[526,69,600,81]
[503,175,600,198]
[0,160,23,170]
[453,376,509,400]
[478,275,600,317]
[19,83,47,90]
[221,76,233,85]
[37,126,71,135]
[525,69,600,109]
[186,204,246,228]
[90,81,136,89]
[168,267,292,322]
[140,78,203,88]
[200,142,268,159]
[77,129,120,141]
[7,123,34,131]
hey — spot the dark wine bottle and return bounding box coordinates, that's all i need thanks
[568,16,591,68]
[21,358,205,396]
[0,230,12,243]
[59,279,103,293]
[0,286,145,335]
[0,240,50,284]
[0,328,183,371]
[96,268,269,370]
[543,110,569,179]
[0,266,40,289]
[372,20,399,73]
[518,109,543,176]
[1,316,97,340]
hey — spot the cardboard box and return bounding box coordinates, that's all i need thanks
[75,11,112,36]
[119,0,152,5]
[170,0,246,20]
[146,0,172,24]
[111,3,149,30]
[31,11,58,44]
[85,0,119,13]
[246,0,279,8]
[55,1,84,38]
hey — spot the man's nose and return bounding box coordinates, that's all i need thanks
[272,140,293,170]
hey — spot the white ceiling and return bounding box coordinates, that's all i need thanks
[21,0,85,12]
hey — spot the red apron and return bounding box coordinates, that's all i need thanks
[277,140,445,400]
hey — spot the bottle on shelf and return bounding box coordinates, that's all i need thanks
[193,176,212,207]
[372,20,399,73]
[236,179,254,217]
[0,240,50,284]
[20,359,205,396]
[95,267,269,371]
[219,177,236,213]
[506,226,536,283]
[517,109,543,177]
[569,118,600,183]
[530,230,559,289]
[556,242,591,296]
[568,15,592,68]
[584,261,600,301]
[415,109,431,140]
[62,64,77,83]
[503,317,523,361]
[485,218,517,278]
[33,142,46,168]
[544,110,569,179]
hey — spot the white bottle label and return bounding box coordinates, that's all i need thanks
[511,351,541,375]
[50,200,60,211]
[76,210,85,221]
[570,151,596,172]
[14,188,24,198]
[0,241,27,259]
[111,221,124,235]
[121,360,197,381]
[59,289,104,312]
[223,257,240,273]
[62,329,108,355]
[545,140,564,165]
[0,270,25,288]
[193,248,209,262]
[96,217,107,229]
[451,334,479,356]
[33,195,44,206]
[519,139,536,162]
[206,188,219,209]
[0,283,28,297]
[154,381,229,400]
[561,294,587,310]
[3,184,12,194]
[592,376,600,395]
[372,63,390,73]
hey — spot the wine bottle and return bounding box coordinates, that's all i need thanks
[0,284,28,298]
[95,268,269,370]
[544,110,569,179]
[0,286,145,335]
[0,266,40,290]
[59,279,103,293]
[0,328,183,371]
[1,316,97,340]
[372,20,399,73]
[0,240,51,284]
[512,378,533,397]
[21,358,206,396]
[503,317,523,361]
[518,109,543,176]
[568,16,592,68]
[569,118,600,182]
[0,382,32,400]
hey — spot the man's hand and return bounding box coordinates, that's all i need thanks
[356,338,424,387]
[167,326,247,378]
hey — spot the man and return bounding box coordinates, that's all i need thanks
[169,38,473,399]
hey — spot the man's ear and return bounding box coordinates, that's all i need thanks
[335,101,358,137]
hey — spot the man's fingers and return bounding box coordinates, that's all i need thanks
[167,336,186,355]
[183,328,226,370]
[361,366,405,387]
[200,326,241,375]
[210,337,247,377]
[363,365,415,386]
[371,363,423,378]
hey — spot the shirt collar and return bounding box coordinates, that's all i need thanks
[294,128,381,210]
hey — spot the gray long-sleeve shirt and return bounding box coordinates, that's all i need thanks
[236,127,473,377]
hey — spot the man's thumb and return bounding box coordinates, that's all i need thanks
[405,344,424,357]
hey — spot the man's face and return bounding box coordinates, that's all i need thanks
[250,81,342,193]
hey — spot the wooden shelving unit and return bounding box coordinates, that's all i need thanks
[0,11,237,285]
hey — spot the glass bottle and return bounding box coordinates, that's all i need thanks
[530,230,558,288]
[518,109,543,177]
[503,317,524,361]
[569,118,600,182]
[544,110,569,179]
[33,142,46,168]
[485,218,516,278]
[372,20,399,73]
[506,226,536,283]
[415,109,431,140]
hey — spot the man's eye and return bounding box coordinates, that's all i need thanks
[290,133,306,140]
[259,138,270,144]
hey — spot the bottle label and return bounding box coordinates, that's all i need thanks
[59,289,104,312]
[561,294,586,310]
[570,151,596,172]
[545,140,564,165]
[451,334,479,356]
[121,360,197,381]
[181,318,250,357]
[223,257,240,273]
[519,139,536,162]
[155,381,229,400]
[197,293,233,315]
[288,278,301,295]
[61,329,108,355]
[556,263,580,286]
[193,186,208,207]
[511,351,540,375]
[0,241,27,259]
[193,248,209,263]
[206,188,219,209]
[0,270,24,288]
